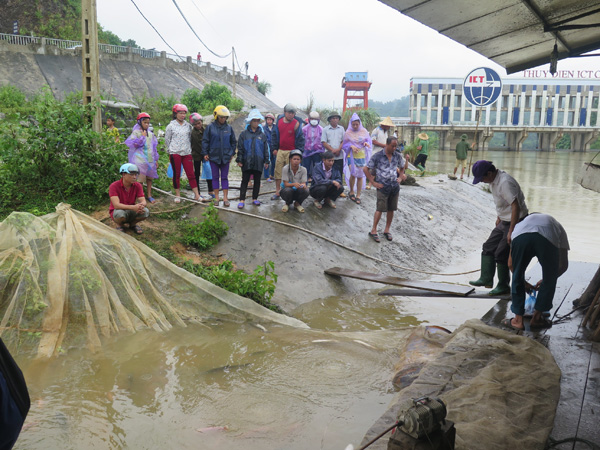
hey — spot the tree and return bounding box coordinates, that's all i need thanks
[257,81,271,96]
[181,82,244,116]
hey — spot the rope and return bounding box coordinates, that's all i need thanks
[151,187,479,277]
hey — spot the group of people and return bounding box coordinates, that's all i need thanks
[469,160,570,331]
[109,103,409,239]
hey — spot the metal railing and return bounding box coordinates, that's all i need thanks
[1,33,253,80]
[0,33,40,45]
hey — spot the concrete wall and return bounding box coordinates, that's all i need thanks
[0,40,280,112]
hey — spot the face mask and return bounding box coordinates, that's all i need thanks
[310,119,319,126]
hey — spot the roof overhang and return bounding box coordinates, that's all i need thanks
[378,0,600,74]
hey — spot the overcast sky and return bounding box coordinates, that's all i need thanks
[97,0,598,110]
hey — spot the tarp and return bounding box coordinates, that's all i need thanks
[363,319,561,450]
[0,204,307,358]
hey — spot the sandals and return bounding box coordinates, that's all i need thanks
[223,200,230,207]
[368,232,380,243]
[349,194,357,202]
[383,232,392,241]
[253,200,261,206]
[313,200,322,210]
[116,226,126,232]
[271,194,281,201]
[501,318,524,331]
[132,225,143,235]
[238,202,245,209]
[148,197,156,204]
[174,197,181,204]
[355,197,361,205]
[295,204,305,213]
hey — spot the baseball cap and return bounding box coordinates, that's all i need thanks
[472,160,494,184]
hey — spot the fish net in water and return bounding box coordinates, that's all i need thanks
[0,204,306,358]
[363,319,561,450]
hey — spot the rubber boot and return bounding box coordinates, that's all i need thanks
[417,164,425,171]
[469,255,495,288]
[489,263,511,296]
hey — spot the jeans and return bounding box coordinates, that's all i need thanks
[310,183,344,202]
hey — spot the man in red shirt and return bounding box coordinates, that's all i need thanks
[109,163,149,234]
[272,103,305,200]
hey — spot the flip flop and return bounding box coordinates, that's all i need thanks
[313,200,322,210]
[253,200,261,206]
[383,232,392,241]
[116,226,125,232]
[529,317,553,330]
[174,197,181,203]
[355,197,361,205]
[349,194,357,202]
[271,194,281,200]
[368,232,380,243]
[132,225,143,235]
[148,197,156,204]
[501,318,524,331]
[223,200,230,207]
[237,202,245,209]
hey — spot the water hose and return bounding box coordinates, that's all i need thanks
[151,186,478,277]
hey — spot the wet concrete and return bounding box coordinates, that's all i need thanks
[189,176,496,312]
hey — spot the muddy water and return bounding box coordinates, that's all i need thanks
[14,151,598,450]
[17,323,411,450]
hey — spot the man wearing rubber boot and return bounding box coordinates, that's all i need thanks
[469,160,528,296]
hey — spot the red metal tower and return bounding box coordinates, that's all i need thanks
[342,72,372,112]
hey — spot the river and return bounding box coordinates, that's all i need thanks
[13,150,600,450]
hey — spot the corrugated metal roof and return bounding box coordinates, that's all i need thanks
[379,0,600,73]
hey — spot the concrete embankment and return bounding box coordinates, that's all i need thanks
[0,41,279,112]
[190,176,497,312]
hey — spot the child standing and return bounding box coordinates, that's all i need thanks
[202,105,237,207]
[236,109,270,209]
[189,113,214,199]
[124,112,159,202]
[106,117,120,143]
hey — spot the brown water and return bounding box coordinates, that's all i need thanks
[14,150,599,450]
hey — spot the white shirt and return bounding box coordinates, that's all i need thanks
[321,124,345,160]
[490,170,528,222]
[512,213,570,249]
[370,127,397,154]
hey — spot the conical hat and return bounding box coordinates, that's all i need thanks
[380,117,395,127]
[418,132,429,140]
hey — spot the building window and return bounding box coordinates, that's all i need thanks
[421,96,427,107]
[500,110,508,125]
[431,110,438,124]
[568,111,574,126]
[431,95,438,108]
[453,110,461,122]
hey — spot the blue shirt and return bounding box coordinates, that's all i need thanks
[367,151,405,186]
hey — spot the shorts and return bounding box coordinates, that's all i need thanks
[274,150,291,179]
[112,208,150,223]
[376,189,399,212]
[455,158,467,169]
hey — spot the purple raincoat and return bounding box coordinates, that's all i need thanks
[342,113,372,183]
[125,123,159,179]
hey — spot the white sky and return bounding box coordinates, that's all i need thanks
[97,0,599,110]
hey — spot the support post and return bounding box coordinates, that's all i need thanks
[81,0,102,133]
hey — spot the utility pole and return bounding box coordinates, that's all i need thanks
[81,0,102,133]
[232,47,236,98]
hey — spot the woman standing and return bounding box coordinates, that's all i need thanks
[165,104,203,203]
[236,109,270,209]
[189,113,213,199]
[124,112,159,203]
[342,113,372,205]
[202,105,237,207]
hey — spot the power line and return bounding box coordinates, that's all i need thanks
[128,0,185,61]
[170,0,232,58]
[188,0,219,34]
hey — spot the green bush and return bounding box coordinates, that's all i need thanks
[181,82,244,115]
[183,260,281,312]
[133,92,177,127]
[0,85,27,109]
[182,204,228,250]
[0,87,124,217]
[257,81,271,96]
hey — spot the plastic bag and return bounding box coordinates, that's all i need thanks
[200,160,212,180]
[524,290,537,316]
[166,163,184,179]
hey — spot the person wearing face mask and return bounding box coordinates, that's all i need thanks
[301,111,324,181]
[125,112,159,203]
